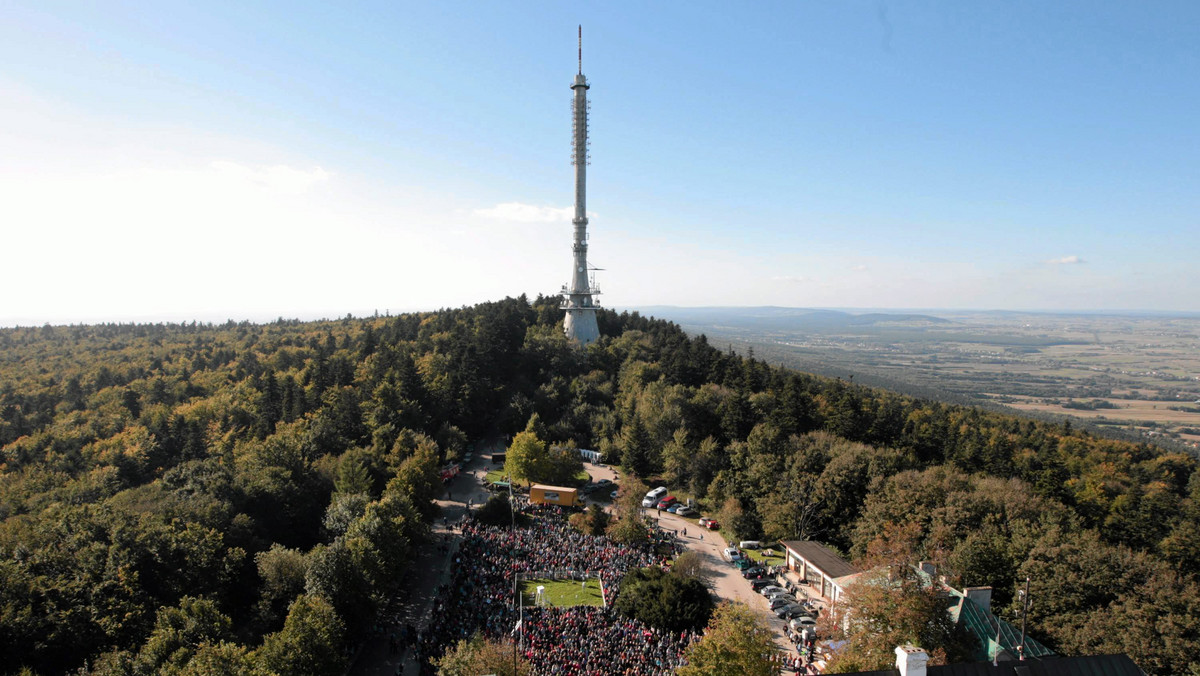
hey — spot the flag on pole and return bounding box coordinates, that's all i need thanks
[511,619,522,636]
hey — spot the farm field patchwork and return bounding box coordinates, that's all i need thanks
[646,307,1200,450]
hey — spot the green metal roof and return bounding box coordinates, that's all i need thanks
[950,589,1055,661]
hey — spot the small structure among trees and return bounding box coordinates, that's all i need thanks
[818,524,974,672]
[780,539,859,604]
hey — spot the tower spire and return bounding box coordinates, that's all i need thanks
[578,25,582,75]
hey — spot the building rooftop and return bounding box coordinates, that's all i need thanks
[841,654,1144,676]
[780,540,859,579]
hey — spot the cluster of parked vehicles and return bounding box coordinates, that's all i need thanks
[721,544,821,638]
[640,486,700,516]
[581,478,618,499]
[756,583,817,621]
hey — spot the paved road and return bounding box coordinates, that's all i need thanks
[651,501,799,657]
[582,465,799,657]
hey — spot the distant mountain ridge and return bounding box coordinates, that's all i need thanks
[628,306,952,331]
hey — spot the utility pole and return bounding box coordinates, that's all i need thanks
[1018,576,1031,660]
[510,481,518,675]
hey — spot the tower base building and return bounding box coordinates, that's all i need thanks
[563,303,600,345]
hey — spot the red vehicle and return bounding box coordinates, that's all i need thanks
[656,496,678,509]
[439,463,461,482]
[698,517,720,530]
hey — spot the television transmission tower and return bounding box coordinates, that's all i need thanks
[561,25,601,346]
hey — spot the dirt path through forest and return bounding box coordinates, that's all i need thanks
[348,443,496,676]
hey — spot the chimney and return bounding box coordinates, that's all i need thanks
[965,587,993,615]
[895,645,928,676]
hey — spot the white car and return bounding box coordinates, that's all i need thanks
[759,585,788,597]
[675,505,697,517]
[722,547,744,562]
[790,616,818,633]
[739,540,762,549]
[642,486,668,508]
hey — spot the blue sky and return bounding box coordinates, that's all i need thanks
[1,1,1197,325]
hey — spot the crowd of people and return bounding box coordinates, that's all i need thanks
[521,606,697,675]
[412,505,695,675]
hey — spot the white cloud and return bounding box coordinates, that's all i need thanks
[771,275,813,284]
[471,202,601,224]
[851,264,868,271]
[208,161,330,193]
[1046,255,1085,265]
[474,202,574,222]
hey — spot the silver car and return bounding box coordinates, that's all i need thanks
[768,595,798,610]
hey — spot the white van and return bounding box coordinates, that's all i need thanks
[641,486,668,508]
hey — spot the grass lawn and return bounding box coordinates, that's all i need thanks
[742,546,786,565]
[519,578,605,608]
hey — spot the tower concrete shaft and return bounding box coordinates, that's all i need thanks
[562,27,600,346]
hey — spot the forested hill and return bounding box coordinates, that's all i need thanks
[1,296,1198,675]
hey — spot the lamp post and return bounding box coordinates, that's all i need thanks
[509,481,520,675]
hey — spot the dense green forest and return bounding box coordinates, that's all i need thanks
[2,296,1198,675]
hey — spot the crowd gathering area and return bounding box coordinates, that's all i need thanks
[413,504,699,675]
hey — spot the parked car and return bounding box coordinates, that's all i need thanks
[739,540,763,550]
[656,496,678,510]
[666,503,683,514]
[583,479,613,494]
[765,589,795,602]
[642,486,668,507]
[759,585,788,597]
[722,547,744,562]
[769,596,798,610]
[674,505,697,517]
[750,578,776,591]
[790,616,818,633]
[698,517,720,530]
[776,604,810,619]
[741,566,766,578]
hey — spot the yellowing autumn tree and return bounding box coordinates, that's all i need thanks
[676,602,777,676]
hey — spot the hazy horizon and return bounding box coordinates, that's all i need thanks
[3,2,1198,325]
[7,302,1200,329]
